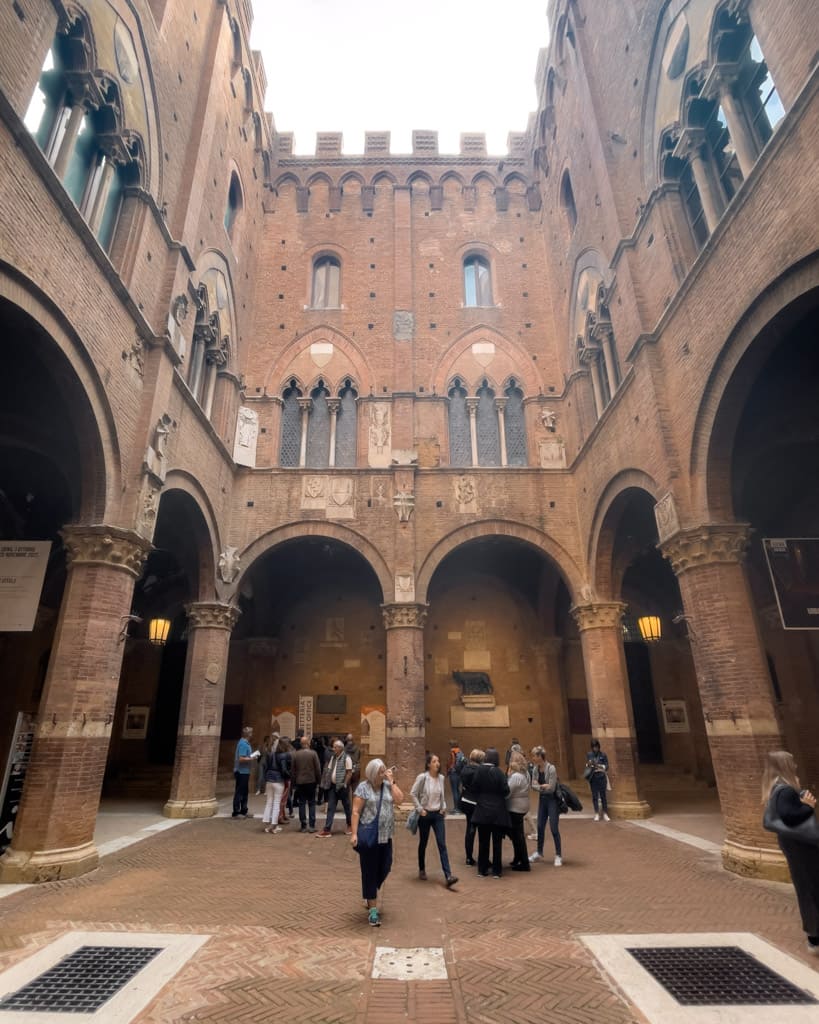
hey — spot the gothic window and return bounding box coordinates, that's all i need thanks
[224,171,243,240]
[448,379,471,467]
[662,133,709,250]
[504,381,527,466]
[476,381,501,466]
[306,381,330,467]
[463,255,493,307]
[279,380,302,467]
[335,379,358,468]
[560,171,577,236]
[311,255,341,308]
[574,269,620,419]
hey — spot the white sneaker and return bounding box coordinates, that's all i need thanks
[603,813,611,822]
[554,856,563,867]
[593,813,599,821]
[528,852,542,863]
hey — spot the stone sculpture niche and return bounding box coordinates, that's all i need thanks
[452,670,493,696]
[450,669,508,727]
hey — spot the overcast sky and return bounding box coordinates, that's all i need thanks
[251,1,550,157]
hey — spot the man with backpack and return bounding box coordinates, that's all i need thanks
[447,740,466,812]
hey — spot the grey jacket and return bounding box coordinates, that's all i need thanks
[506,770,530,813]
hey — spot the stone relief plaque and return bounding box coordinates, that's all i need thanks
[471,341,496,367]
[325,618,345,643]
[327,477,355,519]
[464,650,491,671]
[538,438,567,468]
[454,475,478,514]
[395,572,416,603]
[301,476,327,510]
[368,404,392,467]
[465,621,486,649]
[233,406,259,467]
[369,477,389,506]
[309,341,334,367]
[447,631,462,641]
[654,492,681,543]
[434,657,449,675]
[393,310,415,341]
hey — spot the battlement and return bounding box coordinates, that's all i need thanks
[274,130,530,161]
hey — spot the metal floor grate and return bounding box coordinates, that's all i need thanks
[0,945,162,1013]
[627,946,819,1006]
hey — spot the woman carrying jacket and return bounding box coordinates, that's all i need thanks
[410,753,458,888]
[506,751,531,871]
[529,745,563,866]
[459,748,485,866]
[470,747,510,877]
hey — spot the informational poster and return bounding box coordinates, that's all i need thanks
[271,708,296,740]
[763,538,819,629]
[361,705,386,757]
[0,712,36,851]
[661,699,690,733]
[0,541,51,631]
[298,695,314,737]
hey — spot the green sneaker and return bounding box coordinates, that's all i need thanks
[368,907,380,927]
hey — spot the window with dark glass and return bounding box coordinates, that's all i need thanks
[279,380,302,467]
[476,381,501,466]
[504,381,527,466]
[224,172,243,239]
[312,255,341,308]
[306,381,330,467]
[448,379,471,467]
[335,380,358,468]
[463,255,493,307]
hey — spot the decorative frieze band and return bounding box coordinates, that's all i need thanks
[570,602,626,632]
[381,603,429,630]
[61,524,152,578]
[660,524,752,576]
[187,602,241,631]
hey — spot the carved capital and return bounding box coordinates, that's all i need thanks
[326,398,341,417]
[381,603,429,630]
[298,398,313,414]
[186,602,241,631]
[570,601,627,632]
[494,397,508,412]
[61,525,152,578]
[660,523,752,575]
[465,398,480,416]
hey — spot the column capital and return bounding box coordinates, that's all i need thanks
[465,397,480,415]
[381,602,428,630]
[494,396,508,411]
[570,601,626,632]
[326,398,341,416]
[660,523,752,576]
[186,602,240,631]
[61,524,152,579]
[297,397,313,413]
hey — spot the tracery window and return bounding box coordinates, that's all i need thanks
[448,377,528,467]
[188,285,229,420]
[463,255,493,307]
[447,379,471,468]
[279,377,358,468]
[224,172,243,240]
[573,269,621,419]
[476,381,501,466]
[279,380,303,467]
[503,381,527,467]
[311,255,341,308]
[306,382,331,468]
[560,171,577,236]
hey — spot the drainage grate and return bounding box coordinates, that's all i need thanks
[627,946,819,1006]
[0,945,162,1013]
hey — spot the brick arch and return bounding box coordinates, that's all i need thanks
[263,325,373,397]
[0,263,119,522]
[432,325,542,396]
[416,520,584,604]
[233,522,392,603]
[160,470,220,600]
[370,170,398,187]
[690,255,819,521]
[587,469,662,598]
[439,171,466,188]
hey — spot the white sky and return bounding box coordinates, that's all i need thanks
[251,1,550,157]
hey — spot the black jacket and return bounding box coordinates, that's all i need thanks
[470,764,511,828]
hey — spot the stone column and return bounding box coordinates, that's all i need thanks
[164,602,240,819]
[675,127,722,233]
[297,397,312,467]
[0,525,151,883]
[327,398,341,468]
[704,68,757,179]
[51,103,86,178]
[382,603,428,780]
[495,397,508,467]
[466,397,479,466]
[570,602,651,818]
[661,524,787,879]
[539,637,572,776]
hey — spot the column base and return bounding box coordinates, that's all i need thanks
[722,839,790,881]
[0,841,99,883]
[608,798,653,819]
[163,798,218,819]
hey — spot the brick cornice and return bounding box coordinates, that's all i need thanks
[570,602,626,632]
[186,602,241,631]
[381,603,429,630]
[61,524,152,578]
[660,523,752,575]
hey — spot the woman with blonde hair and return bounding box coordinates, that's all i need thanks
[762,750,819,954]
[458,749,484,866]
[507,751,531,871]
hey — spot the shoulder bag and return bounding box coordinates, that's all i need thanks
[763,784,819,845]
[357,784,385,849]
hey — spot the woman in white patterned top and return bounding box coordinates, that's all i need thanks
[351,759,404,927]
[410,754,459,889]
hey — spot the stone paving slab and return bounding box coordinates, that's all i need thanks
[0,813,813,1023]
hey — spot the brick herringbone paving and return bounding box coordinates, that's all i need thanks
[0,815,814,1022]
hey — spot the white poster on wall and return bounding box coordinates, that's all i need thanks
[0,542,51,631]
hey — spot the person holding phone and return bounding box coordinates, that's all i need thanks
[350,759,404,927]
[410,753,458,888]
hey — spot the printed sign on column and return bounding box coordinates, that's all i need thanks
[0,712,35,851]
[0,542,51,631]
[298,695,314,737]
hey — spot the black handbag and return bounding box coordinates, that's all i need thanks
[763,785,819,845]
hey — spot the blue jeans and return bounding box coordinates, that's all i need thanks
[448,772,461,811]
[417,810,452,877]
[537,793,562,857]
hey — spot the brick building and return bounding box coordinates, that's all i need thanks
[0,0,817,884]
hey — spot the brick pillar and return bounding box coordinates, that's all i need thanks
[661,524,788,880]
[164,602,240,819]
[382,603,427,780]
[571,602,651,818]
[0,525,151,883]
[538,638,572,776]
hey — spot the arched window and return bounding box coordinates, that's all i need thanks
[574,269,621,419]
[335,379,358,468]
[504,380,527,466]
[306,381,330,467]
[448,379,471,467]
[476,381,501,466]
[463,254,493,307]
[661,131,708,250]
[224,171,243,240]
[279,380,302,467]
[560,171,577,235]
[311,255,341,308]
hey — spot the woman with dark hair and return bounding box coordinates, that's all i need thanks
[762,750,819,953]
[459,748,485,866]
[585,739,610,821]
[410,753,458,888]
[470,747,510,878]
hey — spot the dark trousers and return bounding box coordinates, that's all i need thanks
[295,782,317,828]
[448,771,462,811]
[278,781,290,822]
[358,839,393,900]
[537,794,562,857]
[590,774,608,813]
[417,810,452,877]
[462,801,477,861]
[324,786,352,830]
[477,824,505,876]
[779,837,819,938]
[509,811,530,869]
[232,771,250,815]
